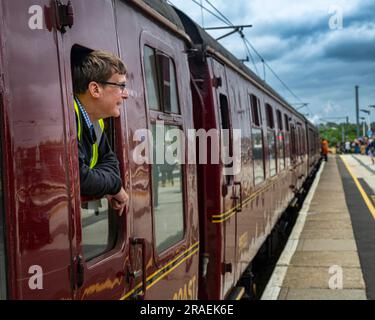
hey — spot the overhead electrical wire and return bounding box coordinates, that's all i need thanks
[205,0,233,26]
[241,36,260,77]
[189,0,230,26]
[203,1,305,106]
[168,0,307,110]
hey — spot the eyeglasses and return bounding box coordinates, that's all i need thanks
[98,81,127,93]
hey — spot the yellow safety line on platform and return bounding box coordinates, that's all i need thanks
[341,155,375,219]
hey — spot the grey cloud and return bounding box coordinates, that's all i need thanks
[323,33,375,62]
[169,0,375,122]
[345,0,375,27]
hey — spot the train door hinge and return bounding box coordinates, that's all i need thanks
[55,0,74,34]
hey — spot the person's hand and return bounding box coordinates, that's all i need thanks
[107,187,128,216]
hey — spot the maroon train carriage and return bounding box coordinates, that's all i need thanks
[174,8,320,299]
[0,0,199,300]
[0,0,320,300]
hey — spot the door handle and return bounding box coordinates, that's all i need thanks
[131,238,147,299]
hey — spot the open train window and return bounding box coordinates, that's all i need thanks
[219,94,230,130]
[0,93,7,299]
[284,114,290,131]
[250,94,261,126]
[277,110,283,130]
[143,45,180,114]
[266,104,275,129]
[70,45,119,261]
[219,93,234,185]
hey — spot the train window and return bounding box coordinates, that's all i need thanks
[284,114,290,131]
[219,94,230,130]
[252,128,265,185]
[219,94,234,185]
[276,110,284,170]
[80,199,118,260]
[277,132,285,171]
[276,110,285,170]
[143,45,180,114]
[290,125,297,162]
[144,46,161,110]
[277,110,283,130]
[265,104,276,176]
[250,94,261,126]
[308,128,314,155]
[71,45,119,261]
[297,123,304,156]
[152,123,184,253]
[266,104,274,129]
[296,125,300,156]
[168,59,180,114]
[302,127,306,155]
[268,131,277,176]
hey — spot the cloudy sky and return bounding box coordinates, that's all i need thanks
[168,0,375,125]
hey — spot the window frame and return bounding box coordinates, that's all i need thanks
[276,109,285,171]
[141,38,188,261]
[143,45,181,115]
[249,93,265,186]
[296,122,304,159]
[265,103,277,176]
[70,45,123,264]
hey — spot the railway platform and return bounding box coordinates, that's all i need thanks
[262,154,375,300]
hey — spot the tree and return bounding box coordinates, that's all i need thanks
[319,122,358,147]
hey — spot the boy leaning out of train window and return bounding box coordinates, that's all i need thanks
[72,50,129,215]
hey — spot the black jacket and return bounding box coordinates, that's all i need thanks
[77,111,122,197]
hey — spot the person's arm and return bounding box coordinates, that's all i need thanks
[78,136,122,197]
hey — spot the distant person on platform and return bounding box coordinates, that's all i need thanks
[345,141,351,154]
[366,139,375,165]
[321,138,329,162]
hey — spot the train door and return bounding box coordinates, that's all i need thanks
[57,0,130,299]
[210,59,237,298]
[129,25,199,298]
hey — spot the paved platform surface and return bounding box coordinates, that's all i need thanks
[262,154,375,300]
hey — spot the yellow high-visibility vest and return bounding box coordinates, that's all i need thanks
[73,99,104,169]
